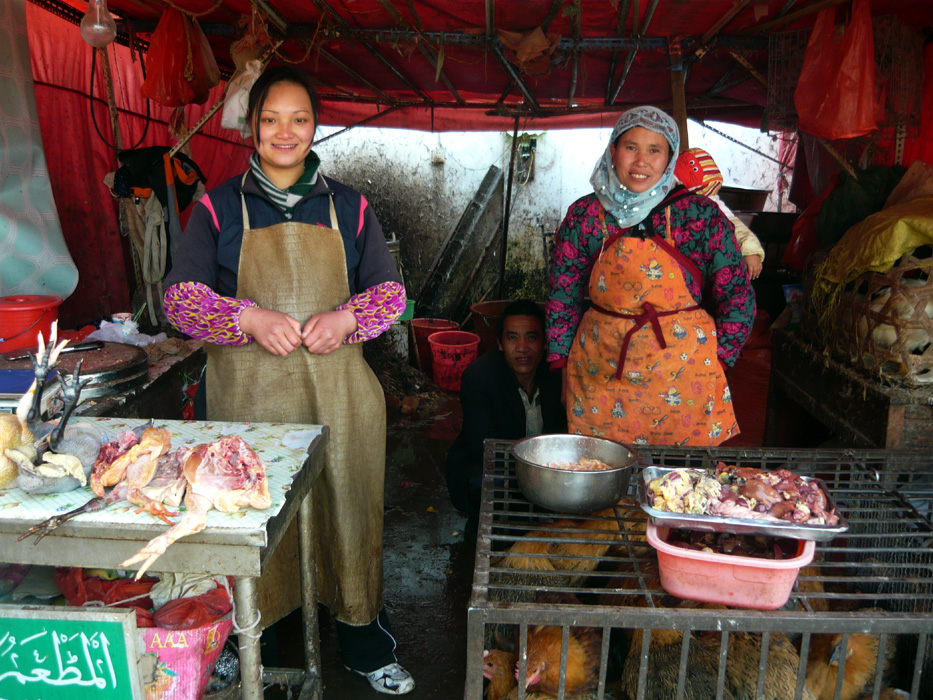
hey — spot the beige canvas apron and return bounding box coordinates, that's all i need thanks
[206,187,385,624]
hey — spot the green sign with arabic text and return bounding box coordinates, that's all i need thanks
[0,605,142,700]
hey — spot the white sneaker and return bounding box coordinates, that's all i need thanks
[349,662,415,695]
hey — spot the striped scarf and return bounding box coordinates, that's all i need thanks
[249,151,321,218]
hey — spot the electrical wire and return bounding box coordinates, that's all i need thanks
[89,45,150,153]
[695,120,794,170]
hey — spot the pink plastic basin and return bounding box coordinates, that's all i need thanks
[647,523,815,610]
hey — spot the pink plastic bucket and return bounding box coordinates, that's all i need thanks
[428,330,480,391]
[0,295,63,352]
[411,318,459,379]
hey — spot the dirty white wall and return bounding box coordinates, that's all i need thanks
[315,120,788,292]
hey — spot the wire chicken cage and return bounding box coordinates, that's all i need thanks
[467,443,933,700]
[766,16,923,135]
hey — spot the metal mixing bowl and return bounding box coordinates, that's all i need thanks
[511,434,639,513]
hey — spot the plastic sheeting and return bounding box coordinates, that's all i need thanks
[0,0,77,299]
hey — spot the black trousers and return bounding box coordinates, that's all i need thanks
[260,607,398,673]
[335,608,398,673]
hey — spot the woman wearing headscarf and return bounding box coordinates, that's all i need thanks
[545,106,755,446]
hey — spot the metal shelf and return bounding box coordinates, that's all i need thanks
[466,442,933,700]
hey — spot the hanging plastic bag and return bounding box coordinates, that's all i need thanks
[221,59,264,138]
[793,0,877,141]
[141,8,220,107]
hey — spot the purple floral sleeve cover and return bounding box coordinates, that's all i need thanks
[163,281,258,345]
[164,280,406,345]
[338,280,406,343]
[546,193,754,367]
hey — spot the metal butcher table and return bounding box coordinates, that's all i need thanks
[0,418,328,700]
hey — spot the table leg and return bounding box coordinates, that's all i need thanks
[298,492,322,700]
[234,575,263,700]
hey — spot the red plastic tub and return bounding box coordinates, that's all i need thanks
[411,318,459,379]
[0,295,63,352]
[428,330,480,392]
[646,523,815,610]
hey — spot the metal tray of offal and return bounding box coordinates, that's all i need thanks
[636,466,849,541]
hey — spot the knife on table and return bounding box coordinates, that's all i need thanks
[0,340,105,362]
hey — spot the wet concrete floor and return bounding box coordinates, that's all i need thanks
[267,393,475,699]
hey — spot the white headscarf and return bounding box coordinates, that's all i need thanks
[590,106,681,229]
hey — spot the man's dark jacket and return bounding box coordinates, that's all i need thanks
[445,349,566,515]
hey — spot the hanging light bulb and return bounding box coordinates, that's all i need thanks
[80,0,117,48]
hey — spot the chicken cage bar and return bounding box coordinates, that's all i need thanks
[466,443,933,700]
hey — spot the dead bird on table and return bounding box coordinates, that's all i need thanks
[2,324,104,494]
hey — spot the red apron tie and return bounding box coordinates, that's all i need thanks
[592,301,701,379]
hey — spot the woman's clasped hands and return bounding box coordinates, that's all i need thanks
[240,307,358,356]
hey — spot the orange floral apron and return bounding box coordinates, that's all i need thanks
[566,206,738,447]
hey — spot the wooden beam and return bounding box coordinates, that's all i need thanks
[607,0,660,105]
[604,0,632,104]
[692,0,752,60]
[729,50,767,89]
[497,0,564,106]
[500,116,521,299]
[669,39,688,150]
[747,0,847,34]
[317,46,394,103]
[406,0,423,30]
[312,105,405,146]
[567,0,581,107]
[310,0,433,104]
[491,41,540,111]
[375,0,465,104]
[485,96,755,119]
[254,0,288,33]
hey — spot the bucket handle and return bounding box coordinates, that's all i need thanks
[0,307,52,344]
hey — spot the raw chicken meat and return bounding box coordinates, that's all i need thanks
[120,435,272,579]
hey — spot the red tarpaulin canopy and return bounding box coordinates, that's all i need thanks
[21,0,933,325]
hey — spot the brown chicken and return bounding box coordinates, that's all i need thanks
[620,625,730,700]
[720,629,815,700]
[488,499,647,651]
[120,435,272,578]
[521,622,602,697]
[794,564,830,613]
[484,649,517,700]
[805,609,897,700]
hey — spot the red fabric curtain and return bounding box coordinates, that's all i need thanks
[26,5,250,328]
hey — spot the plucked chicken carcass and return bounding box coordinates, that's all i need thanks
[17,423,175,543]
[120,435,272,579]
[2,324,104,493]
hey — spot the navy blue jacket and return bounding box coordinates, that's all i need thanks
[166,170,401,296]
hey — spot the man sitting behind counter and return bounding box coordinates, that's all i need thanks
[445,300,567,516]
